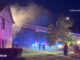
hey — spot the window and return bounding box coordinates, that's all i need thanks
[1,17,5,29]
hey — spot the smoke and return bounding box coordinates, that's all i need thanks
[10,3,50,38]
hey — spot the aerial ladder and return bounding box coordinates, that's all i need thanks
[23,24,50,33]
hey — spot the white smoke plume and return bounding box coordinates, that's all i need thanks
[10,3,50,38]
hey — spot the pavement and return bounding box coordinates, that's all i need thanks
[25,54,80,60]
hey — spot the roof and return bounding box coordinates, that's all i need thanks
[0,4,14,24]
[7,5,14,24]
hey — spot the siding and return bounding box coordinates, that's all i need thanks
[0,6,13,48]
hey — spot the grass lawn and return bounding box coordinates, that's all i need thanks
[20,48,77,60]
[21,48,51,57]
[22,52,49,57]
[21,48,74,58]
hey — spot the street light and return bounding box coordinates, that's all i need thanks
[66,17,70,20]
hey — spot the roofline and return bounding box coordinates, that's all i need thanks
[7,5,14,24]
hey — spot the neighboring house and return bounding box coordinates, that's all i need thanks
[0,4,14,48]
[71,33,80,40]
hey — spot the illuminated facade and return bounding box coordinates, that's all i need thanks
[71,33,80,40]
[0,4,14,48]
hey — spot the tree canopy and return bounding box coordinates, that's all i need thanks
[46,15,73,46]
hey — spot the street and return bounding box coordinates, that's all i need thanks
[25,54,80,60]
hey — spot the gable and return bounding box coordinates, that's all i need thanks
[0,5,14,24]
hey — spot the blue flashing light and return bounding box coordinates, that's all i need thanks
[57,41,63,45]
[41,43,43,45]
[32,44,35,47]
[35,42,38,45]
[32,42,39,47]
[57,42,63,48]
[12,41,17,45]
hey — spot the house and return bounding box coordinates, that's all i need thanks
[71,33,80,40]
[0,4,14,48]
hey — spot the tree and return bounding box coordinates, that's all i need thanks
[46,24,57,46]
[56,15,73,43]
[46,15,73,46]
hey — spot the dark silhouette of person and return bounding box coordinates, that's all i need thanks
[42,43,45,51]
[63,43,68,56]
[39,43,41,50]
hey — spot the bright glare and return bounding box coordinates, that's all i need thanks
[58,45,63,48]
[66,17,70,20]
[77,40,80,44]
[32,44,35,47]
[35,42,38,45]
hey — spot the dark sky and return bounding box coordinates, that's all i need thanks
[0,0,80,33]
